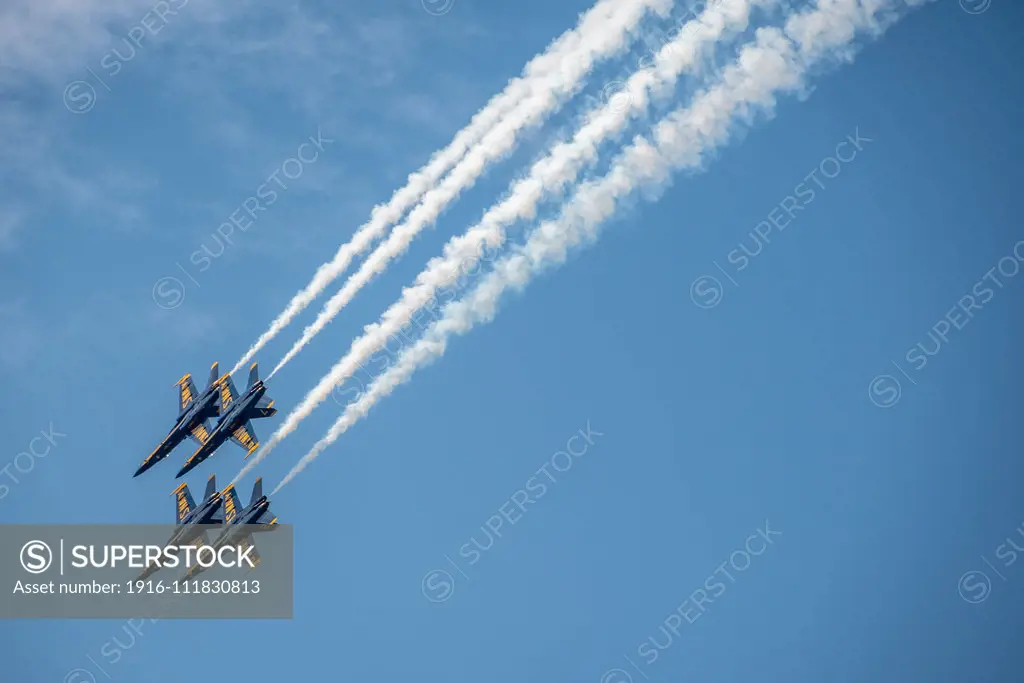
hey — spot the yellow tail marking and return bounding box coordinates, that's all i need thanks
[219,382,234,407]
[180,383,194,409]
[223,488,239,523]
[176,494,190,518]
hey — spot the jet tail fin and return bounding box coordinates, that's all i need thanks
[245,478,278,532]
[207,362,220,388]
[237,534,263,570]
[172,483,195,524]
[222,484,244,524]
[246,363,260,389]
[250,477,264,507]
[218,375,239,410]
[176,374,199,415]
[203,474,218,501]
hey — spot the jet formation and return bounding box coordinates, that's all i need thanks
[136,476,279,582]
[134,362,276,479]
[137,474,225,582]
[133,361,284,582]
[182,477,278,581]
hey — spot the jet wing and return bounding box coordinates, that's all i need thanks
[140,528,207,581]
[188,420,213,447]
[189,530,209,550]
[230,420,259,456]
[251,507,278,529]
[181,533,212,581]
[236,533,262,571]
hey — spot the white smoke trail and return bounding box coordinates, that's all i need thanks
[258,0,774,434]
[266,0,679,378]
[232,0,672,376]
[268,0,932,493]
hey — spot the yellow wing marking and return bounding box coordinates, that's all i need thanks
[190,423,211,444]
[239,537,262,569]
[233,426,258,454]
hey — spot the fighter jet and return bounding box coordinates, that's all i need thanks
[182,477,278,580]
[175,363,277,479]
[136,474,225,581]
[134,363,225,478]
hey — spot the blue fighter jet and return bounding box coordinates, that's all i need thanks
[137,474,225,581]
[182,477,279,580]
[175,363,277,479]
[134,363,225,477]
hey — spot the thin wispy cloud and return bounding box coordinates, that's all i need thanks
[0,0,400,242]
[0,0,170,85]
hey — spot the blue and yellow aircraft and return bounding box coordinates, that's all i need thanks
[182,477,279,580]
[137,474,225,581]
[175,363,277,479]
[134,363,225,478]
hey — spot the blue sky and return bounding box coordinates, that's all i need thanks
[2,0,1023,681]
